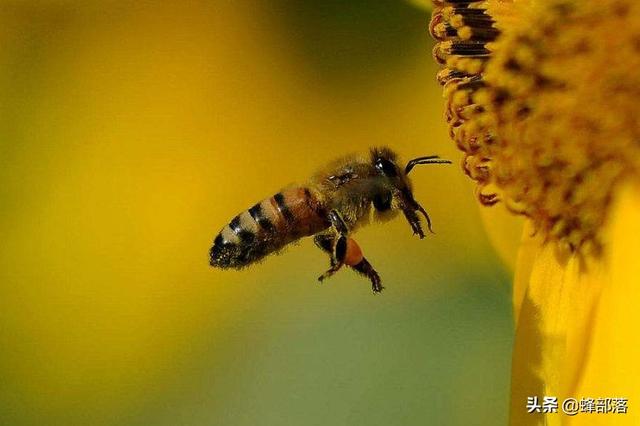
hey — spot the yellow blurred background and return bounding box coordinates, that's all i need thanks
[0,1,513,425]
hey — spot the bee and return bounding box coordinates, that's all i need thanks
[209,147,451,293]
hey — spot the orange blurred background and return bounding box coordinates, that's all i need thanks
[0,2,513,425]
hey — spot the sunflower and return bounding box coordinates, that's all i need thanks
[430,0,640,424]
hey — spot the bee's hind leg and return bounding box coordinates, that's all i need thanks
[341,238,384,293]
[314,233,346,283]
[314,231,384,294]
[314,233,337,267]
[314,210,351,283]
[350,255,383,293]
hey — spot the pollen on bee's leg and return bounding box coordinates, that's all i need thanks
[343,238,363,266]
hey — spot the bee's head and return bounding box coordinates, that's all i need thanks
[370,147,451,238]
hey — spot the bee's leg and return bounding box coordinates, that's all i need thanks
[315,213,384,293]
[350,257,383,293]
[317,234,347,282]
[327,210,349,236]
[314,233,337,267]
[316,210,350,282]
[342,237,384,293]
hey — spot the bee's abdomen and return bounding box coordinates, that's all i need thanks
[210,188,327,269]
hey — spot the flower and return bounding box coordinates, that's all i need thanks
[431,0,640,424]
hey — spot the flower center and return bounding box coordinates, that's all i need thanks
[431,0,640,253]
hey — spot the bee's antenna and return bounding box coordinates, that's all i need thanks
[405,156,452,174]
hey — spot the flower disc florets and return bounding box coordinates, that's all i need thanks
[432,0,640,252]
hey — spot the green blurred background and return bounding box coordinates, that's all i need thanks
[0,1,513,425]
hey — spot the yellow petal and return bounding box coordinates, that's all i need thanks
[568,184,640,425]
[510,224,608,425]
[510,238,568,426]
[510,183,640,425]
[512,220,539,324]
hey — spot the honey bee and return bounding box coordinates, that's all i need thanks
[209,147,451,293]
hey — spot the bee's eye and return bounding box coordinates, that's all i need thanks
[375,158,397,177]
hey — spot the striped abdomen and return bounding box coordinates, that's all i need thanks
[210,188,328,269]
